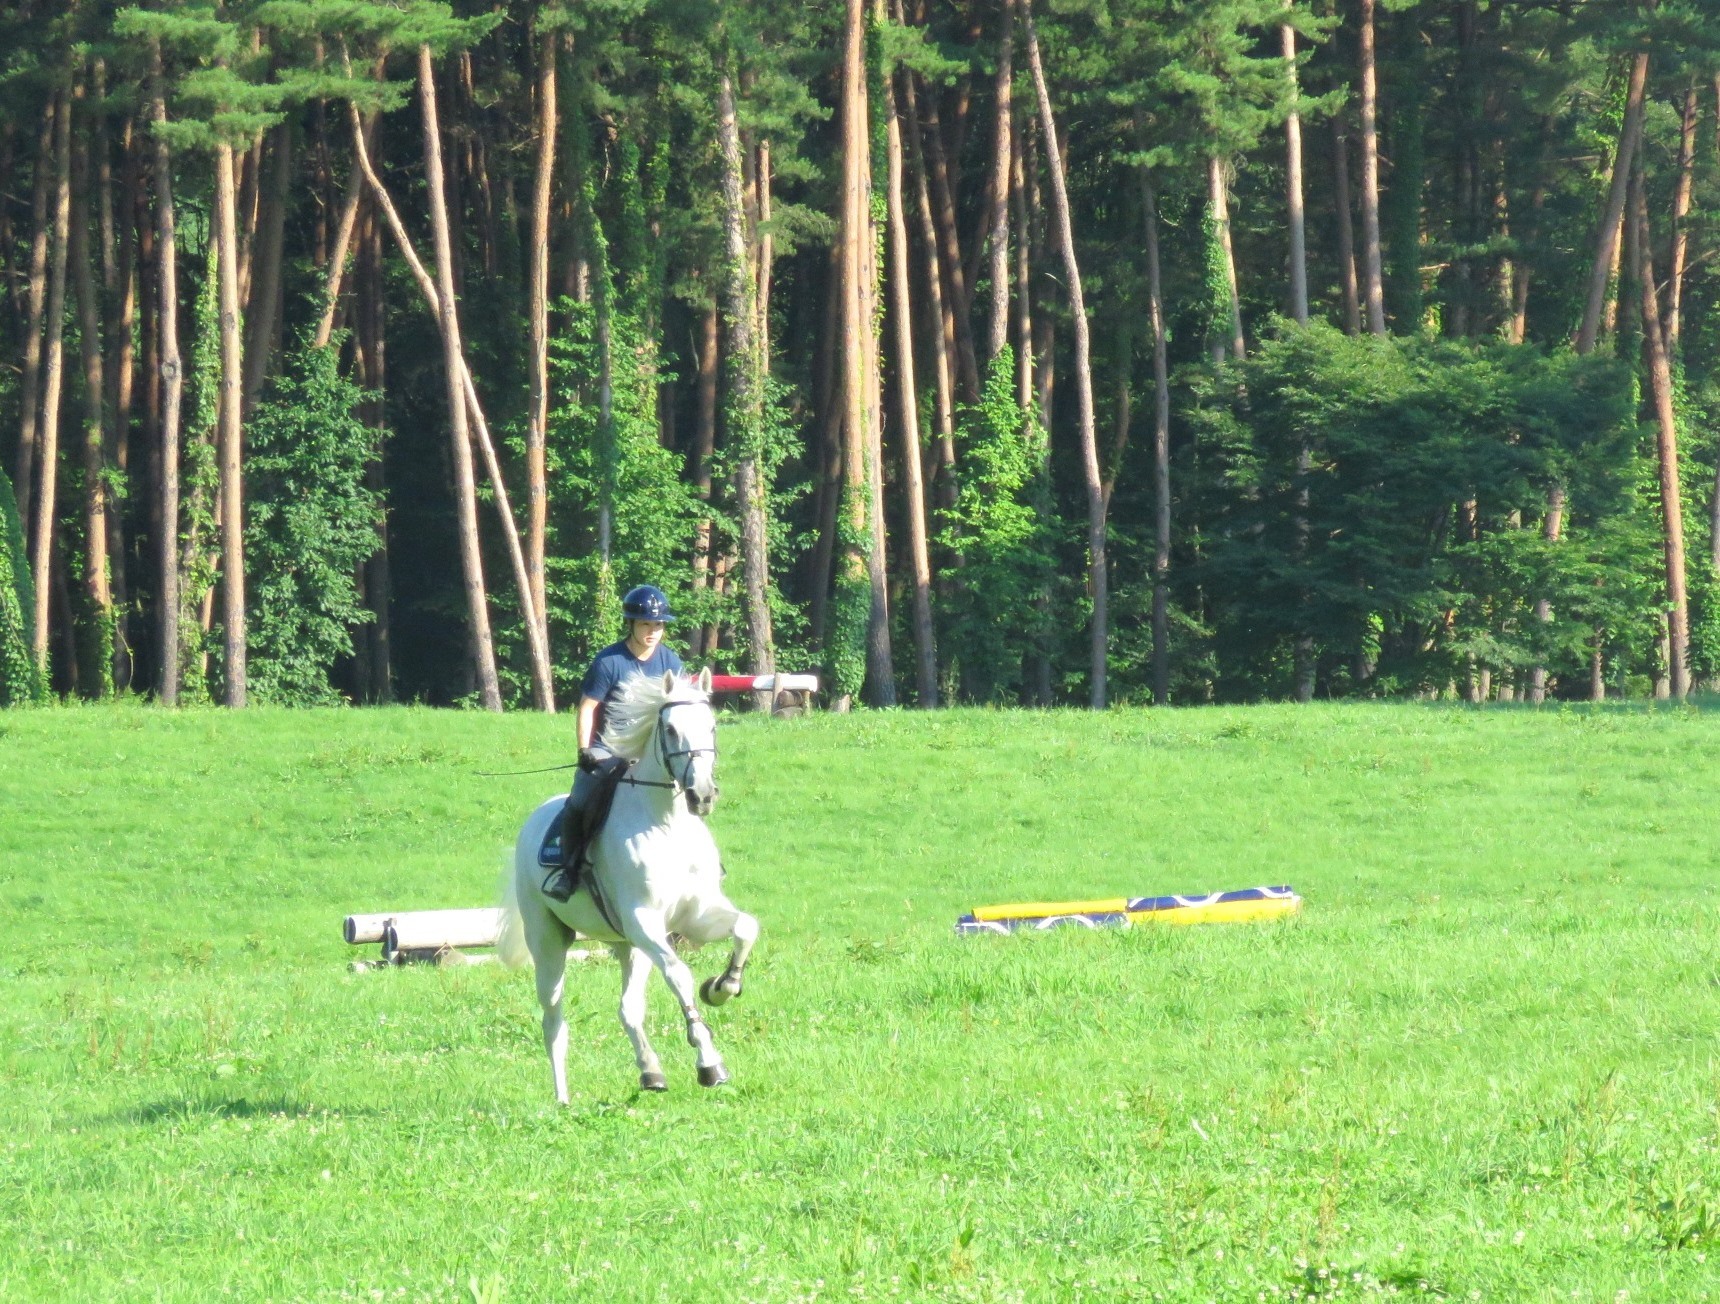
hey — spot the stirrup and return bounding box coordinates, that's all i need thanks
[542,866,576,903]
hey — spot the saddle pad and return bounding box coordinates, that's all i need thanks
[537,762,632,869]
[537,798,569,868]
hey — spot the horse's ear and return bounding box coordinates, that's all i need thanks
[697,666,712,694]
[663,670,676,694]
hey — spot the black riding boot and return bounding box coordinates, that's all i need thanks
[542,793,587,902]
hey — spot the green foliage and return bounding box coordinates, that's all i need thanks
[1190,321,1642,698]
[546,296,701,683]
[176,241,224,701]
[1200,206,1232,358]
[938,348,1054,702]
[825,505,870,702]
[0,466,43,706]
[20,0,1720,708]
[242,338,382,705]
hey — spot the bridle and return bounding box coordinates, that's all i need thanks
[620,700,717,806]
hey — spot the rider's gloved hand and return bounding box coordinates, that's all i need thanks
[578,747,605,773]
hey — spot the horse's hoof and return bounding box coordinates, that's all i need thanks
[639,1072,668,1092]
[696,1063,730,1088]
[700,976,731,1007]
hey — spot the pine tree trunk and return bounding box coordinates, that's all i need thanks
[884,60,938,707]
[1011,122,1033,416]
[691,301,719,656]
[1332,113,1361,335]
[920,86,980,403]
[15,102,53,535]
[348,52,556,710]
[1632,172,1689,698]
[92,64,115,296]
[138,176,159,547]
[313,112,376,349]
[30,84,72,676]
[716,66,776,686]
[241,121,292,414]
[1529,56,1649,697]
[71,78,113,696]
[106,115,138,692]
[416,46,500,710]
[1358,0,1387,336]
[526,24,556,658]
[984,0,1014,365]
[832,0,873,714]
[1667,82,1698,349]
[1207,155,1246,361]
[358,208,392,702]
[1142,172,1171,707]
[594,211,615,572]
[236,132,262,313]
[1282,5,1308,325]
[1282,7,1313,690]
[757,140,773,368]
[213,140,247,707]
[807,246,844,652]
[1575,51,1648,355]
[861,2,895,707]
[1526,487,1564,704]
[1031,181,1055,433]
[902,71,959,510]
[1025,4,1105,709]
[149,43,183,706]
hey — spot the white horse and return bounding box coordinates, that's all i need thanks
[498,668,759,1100]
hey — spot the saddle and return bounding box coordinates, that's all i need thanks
[539,758,631,902]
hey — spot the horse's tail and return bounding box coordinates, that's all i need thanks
[496,856,530,970]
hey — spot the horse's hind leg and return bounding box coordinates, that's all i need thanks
[627,911,729,1088]
[531,931,571,1105]
[698,904,759,1008]
[613,943,666,1092]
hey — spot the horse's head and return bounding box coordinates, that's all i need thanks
[658,667,719,817]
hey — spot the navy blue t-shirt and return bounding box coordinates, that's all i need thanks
[581,639,684,744]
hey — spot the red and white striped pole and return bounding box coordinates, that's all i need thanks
[705,673,820,695]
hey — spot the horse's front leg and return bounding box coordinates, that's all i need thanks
[698,903,759,1008]
[628,912,729,1088]
[612,943,667,1092]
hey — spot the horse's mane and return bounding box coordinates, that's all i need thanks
[600,673,709,761]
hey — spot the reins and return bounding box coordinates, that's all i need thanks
[475,761,582,778]
[477,699,715,796]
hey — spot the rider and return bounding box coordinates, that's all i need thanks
[543,584,685,901]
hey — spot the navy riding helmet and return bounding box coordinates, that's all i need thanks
[621,584,678,624]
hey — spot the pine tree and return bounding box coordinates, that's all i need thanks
[243,338,381,704]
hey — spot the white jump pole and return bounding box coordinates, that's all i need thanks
[343,907,506,950]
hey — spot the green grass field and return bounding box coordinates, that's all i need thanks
[4,701,1720,1302]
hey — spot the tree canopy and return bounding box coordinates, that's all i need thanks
[3,0,1719,708]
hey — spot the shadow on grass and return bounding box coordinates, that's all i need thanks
[120,1093,373,1125]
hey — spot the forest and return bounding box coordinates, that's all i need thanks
[1,0,1718,712]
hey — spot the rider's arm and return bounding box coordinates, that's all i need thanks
[576,695,601,749]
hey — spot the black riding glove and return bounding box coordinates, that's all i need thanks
[578,747,605,773]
